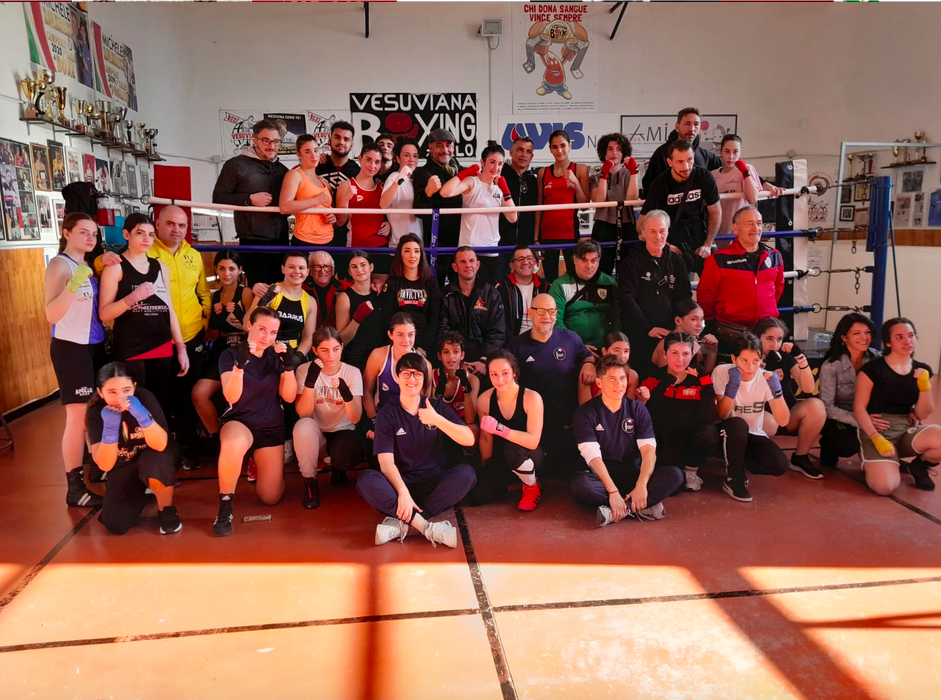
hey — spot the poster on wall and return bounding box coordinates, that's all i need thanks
[22,2,95,88]
[126,162,138,199]
[140,168,151,198]
[92,22,138,111]
[219,110,351,159]
[47,141,67,191]
[497,113,619,164]
[0,140,40,243]
[512,3,598,113]
[110,158,127,196]
[95,157,110,193]
[36,193,55,240]
[619,115,739,160]
[807,169,838,229]
[350,93,478,159]
[31,144,51,192]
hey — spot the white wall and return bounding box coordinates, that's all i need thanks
[2,1,939,365]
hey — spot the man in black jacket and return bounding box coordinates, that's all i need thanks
[212,119,289,283]
[438,247,506,376]
[496,245,545,339]
[413,128,463,287]
[641,108,722,193]
[617,210,692,375]
[498,137,538,280]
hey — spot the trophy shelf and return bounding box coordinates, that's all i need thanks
[880,161,937,169]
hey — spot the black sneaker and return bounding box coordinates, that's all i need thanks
[723,478,753,503]
[158,506,183,534]
[181,455,202,471]
[66,467,103,508]
[213,494,234,537]
[789,454,824,480]
[330,469,348,486]
[908,458,938,491]
[819,448,838,470]
[302,477,321,510]
[87,462,108,483]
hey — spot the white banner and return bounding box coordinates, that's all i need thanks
[512,3,598,114]
[219,109,351,160]
[620,114,739,160]
[497,113,620,164]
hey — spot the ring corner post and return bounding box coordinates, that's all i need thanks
[867,176,891,349]
[429,208,440,279]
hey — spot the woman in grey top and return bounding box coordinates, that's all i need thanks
[818,313,879,467]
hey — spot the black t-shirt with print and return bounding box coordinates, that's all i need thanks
[85,388,167,468]
[640,166,720,247]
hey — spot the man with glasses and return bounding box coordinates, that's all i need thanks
[697,206,784,348]
[499,137,539,279]
[316,121,360,247]
[413,128,464,286]
[508,294,597,471]
[213,119,289,283]
[302,251,347,328]
[497,245,546,339]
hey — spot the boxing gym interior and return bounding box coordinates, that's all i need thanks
[2,2,941,698]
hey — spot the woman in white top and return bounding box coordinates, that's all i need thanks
[380,136,423,247]
[711,332,790,500]
[440,140,518,284]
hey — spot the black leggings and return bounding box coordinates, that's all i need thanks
[743,433,789,477]
[656,418,749,481]
[820,419,860,460]
[467,442,544,505]
[99,446,179,535]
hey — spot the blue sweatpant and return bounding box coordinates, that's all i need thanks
[357,464,477,523]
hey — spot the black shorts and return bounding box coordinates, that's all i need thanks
[221,420,287,454]
[50,338,107,405]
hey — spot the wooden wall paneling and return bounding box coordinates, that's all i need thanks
[0,248,58,414]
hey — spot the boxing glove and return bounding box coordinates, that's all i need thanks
[100,406,123,445]
[497,176,511,200]
[337,378,353,403]
[724,367,742,399]
[126,395,155,429]
[353,301,374,324]
[304,361,322,389]
[917,370,932,393]
[600,160,614,180]
[625,157,638,175]
[766,372,784,400]
[870,433,895,457]
[279,344,296,370]
[236,342,251,370]
[734,160,750,177]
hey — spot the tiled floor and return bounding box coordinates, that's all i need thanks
[1,399,940,699]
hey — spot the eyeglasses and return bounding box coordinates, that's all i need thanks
[311,265,334,271]
[512,255,536,264]
[399,370,424,380]
[256,137,282,146]
[531,308,558,317]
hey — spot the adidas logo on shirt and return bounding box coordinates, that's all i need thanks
[396,428,407,436]
[526,356,535,362]
[595,424,605,431]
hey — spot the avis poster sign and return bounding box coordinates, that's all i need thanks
[497,113,619,163]
[350,93,478,160]
[513,3,598,113]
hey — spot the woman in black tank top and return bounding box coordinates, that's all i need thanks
[99,213,189,407]
[192,251,254,441]
[469,350,546,511]
[335,251,383,371]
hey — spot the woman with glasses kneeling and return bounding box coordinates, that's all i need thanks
[357,353,477,549]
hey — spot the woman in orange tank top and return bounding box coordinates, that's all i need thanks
[280,135,335,245]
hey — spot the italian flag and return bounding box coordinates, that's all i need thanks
[22,3,55,72]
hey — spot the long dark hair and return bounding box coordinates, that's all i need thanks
[823,313,877,364]
[86,361,136,415]
[58,211,96,254]
[880,317,918,356]
[390,233,431,281]
[214,250,246,287]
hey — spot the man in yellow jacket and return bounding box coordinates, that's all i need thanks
[149,205,212,468]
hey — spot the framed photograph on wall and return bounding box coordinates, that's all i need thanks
[854,181,871,202]
[1,140,40,244]
[854,207,869,228]
[126,162,138,199]
[30,143,50,192]
[47,140,67,191]
[110,158,127,196]
[95,158,110,193]
[66,147,81,185]
[840,186,852,204]
[139,168,151,197]
[894,194,912,228]
[901,169,924,194]
[83,153,96,183]
[839,205,855,222]
[36,192,55,239]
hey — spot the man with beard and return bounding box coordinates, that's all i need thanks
[413,128,463,287]
[316,120,360,248]
[642,107,722,193]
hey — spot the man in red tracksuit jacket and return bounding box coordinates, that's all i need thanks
[697,206,783,344]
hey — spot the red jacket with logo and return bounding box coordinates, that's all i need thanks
[697,240,784,326]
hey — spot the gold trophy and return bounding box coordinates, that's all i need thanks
[52,86,69,127]
[109,106,126,144]
[914,131,926,162]
[34,69,53,118]
[137,123,147,151]
[94,100,111,139]
[846,153,856,180]
[124,120,135,148]
[18,77,39,118]
[145,128,159,155]
[893,141,902,166]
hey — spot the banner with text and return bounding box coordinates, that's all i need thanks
[23,2,95,88]
[219,110,351,159]
[91,22,138,110]
[620,115,739,160]
[512,3,598,114]
[497,113,620,164]
[350,93,478,159]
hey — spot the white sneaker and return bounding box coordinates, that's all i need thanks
[684,469,703,492]
[423,520,457,548]
[596,505,614,528]
[635,502,666,521]
[375,517,408,546]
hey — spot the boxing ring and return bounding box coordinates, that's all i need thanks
[144,164,894,347]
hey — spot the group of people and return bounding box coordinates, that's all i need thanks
[44,107,938,546]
